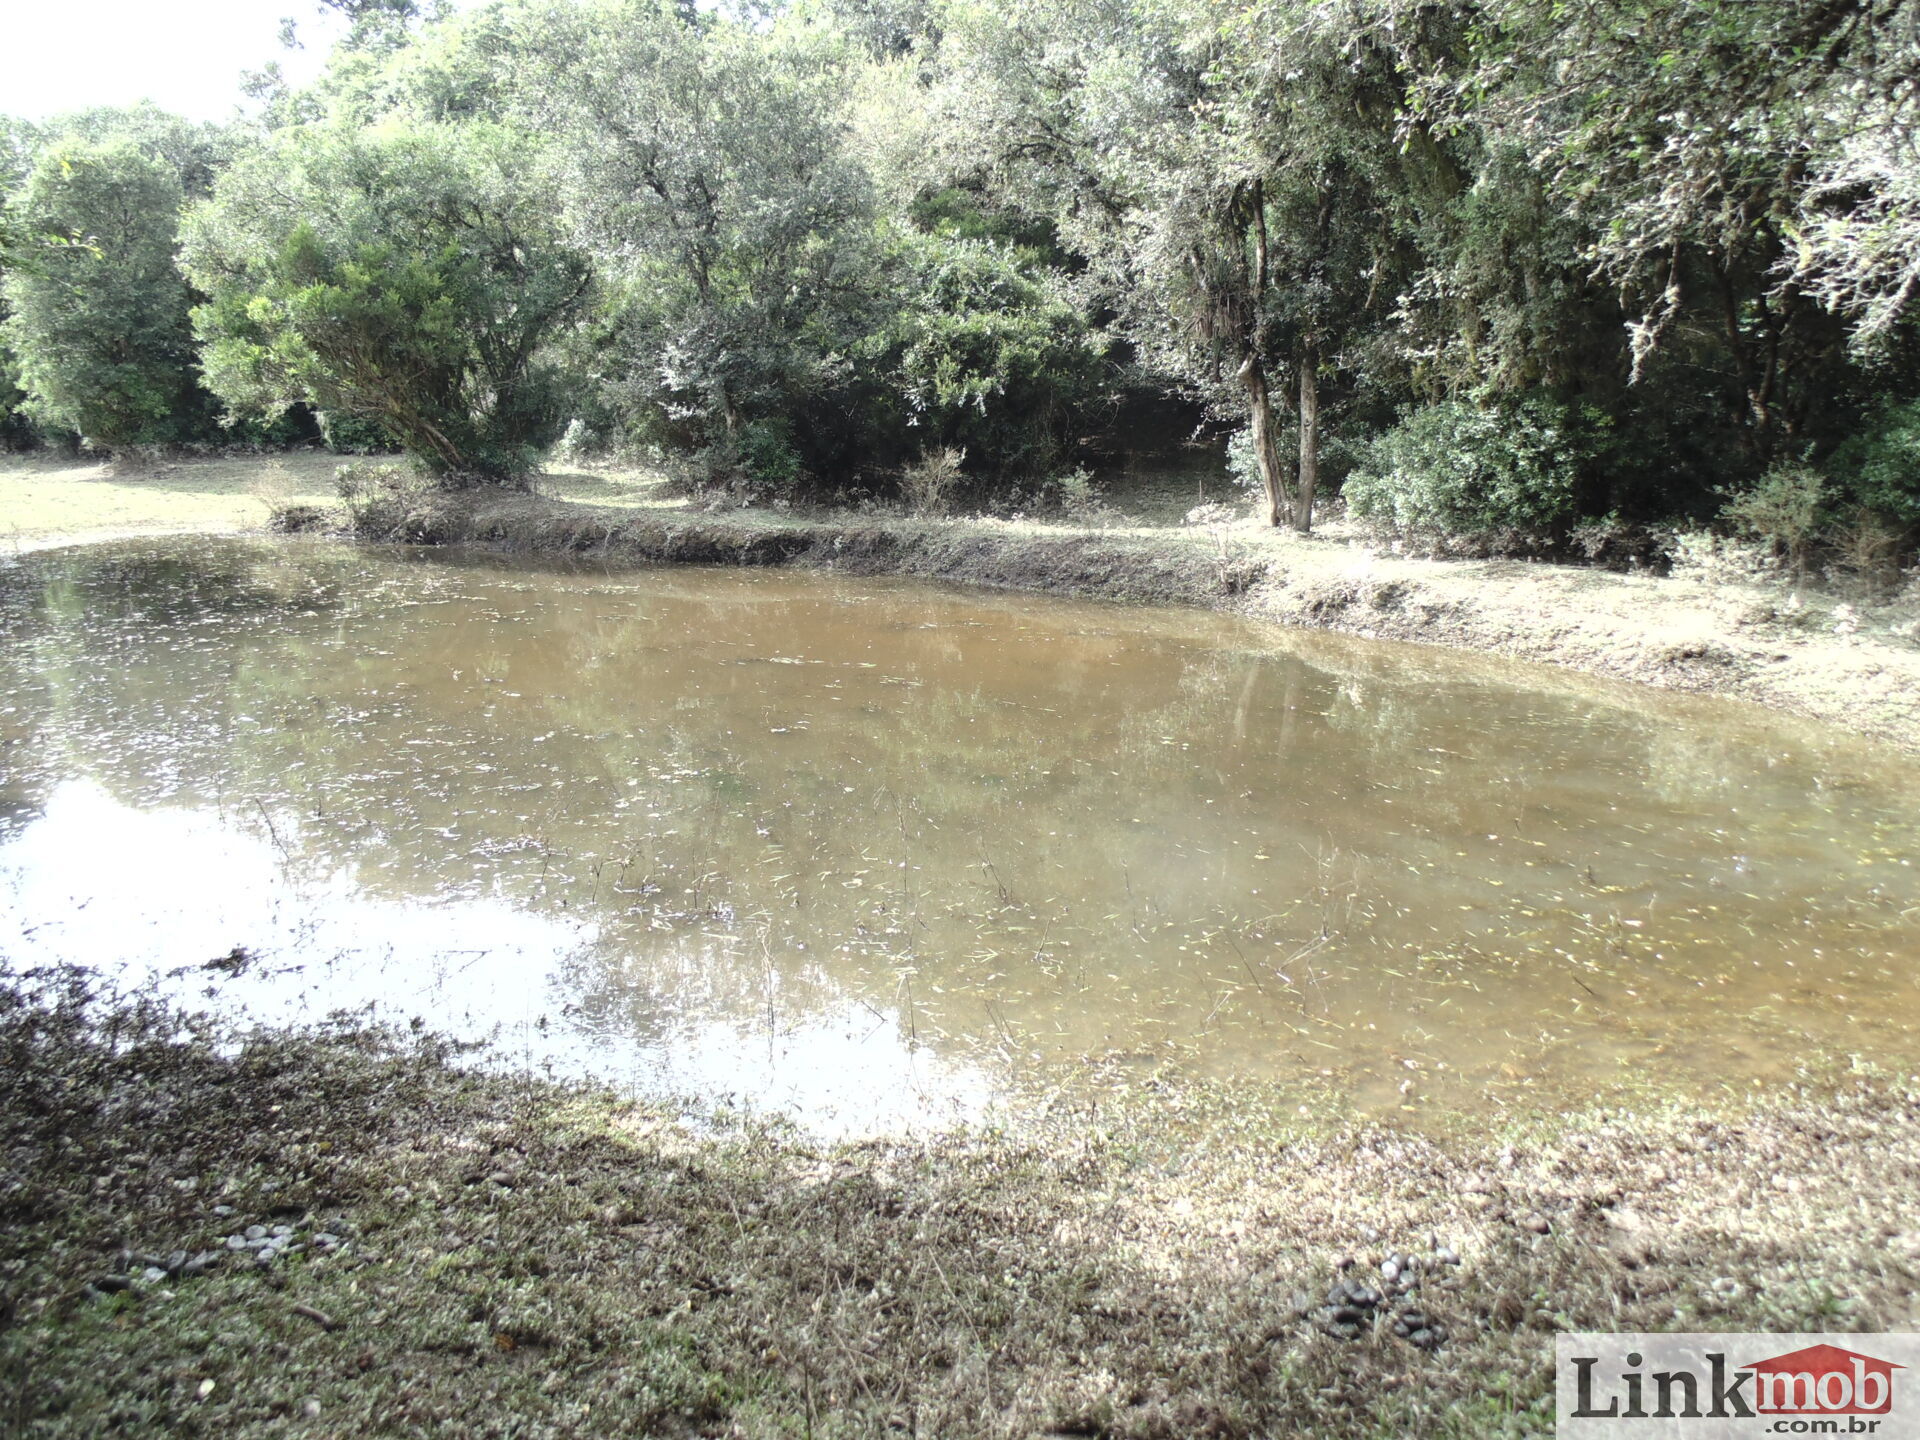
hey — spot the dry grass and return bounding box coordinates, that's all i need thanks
[0,454,342,552]
[0,454,683,553]
[4,967,1916,1439]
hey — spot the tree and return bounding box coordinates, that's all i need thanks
[183,120,592,484]
[0,117,35,446]
[1,110,224,455]
[503,0,882,485]
[875,223,1107,482]
[929,0,1426,531]
[1456,0,1920,460]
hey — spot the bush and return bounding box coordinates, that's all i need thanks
[879,231,1107,486]
[3,136,221,453]
[736,417,806,494]
[336,461,434,540]
[1568,513,1674,571]
[1052,465,1101,517]
[1825,508,1909,601]
[185,122,590,487]
[1719,463,1828,579]
[267,502,335,534]
[1830,398,1920,525]
[1343,396,1600,548]
[900,446,966,516]
[318,408,395,456]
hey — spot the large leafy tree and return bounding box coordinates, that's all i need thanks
[0,117,35,445]
[501,0,882,483]
[929,0,1429,531]
[1,109,225,455]
[183,120,592,484]
[1456,0,1920,460]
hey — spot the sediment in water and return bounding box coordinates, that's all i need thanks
[364,487,1920,757]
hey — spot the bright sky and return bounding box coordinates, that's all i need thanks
[0,0,353,123]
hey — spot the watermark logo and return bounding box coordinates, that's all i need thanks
[1557,1334,1920,1437]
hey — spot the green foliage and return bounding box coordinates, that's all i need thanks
[0,116,33,444]
[0,0,1914,526]
[317,407,396,455]
[2,117,222,453]
[1345,396,1602,546]
[877,229,1104,483]
[1831,399,1920,526]
[0,330,29,448]
[1225,424,1365,502]
[509,0,877,491]
[734,418,806,493]
[1454,0,1920,460]
[1719,464,1829,576]
[184,121,590,485]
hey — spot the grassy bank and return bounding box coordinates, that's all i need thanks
[3,968,1916,1438]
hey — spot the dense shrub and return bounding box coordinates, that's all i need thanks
[317,408,396,456]
[0,341,33,448]
[3,134,221,454]
[184,122,591,486]
[1343,397,1602,547]
[1830,398,1920,525]
[735,418,806,493]
[1719,463,1829,578]
[875,231,1107,485]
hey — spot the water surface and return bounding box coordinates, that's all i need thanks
[3,538,1917,1132]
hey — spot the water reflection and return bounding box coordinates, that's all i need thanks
[0,780,990,1132]
[2,537,1918,1132]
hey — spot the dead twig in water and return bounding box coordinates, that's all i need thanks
[253,798,293,868]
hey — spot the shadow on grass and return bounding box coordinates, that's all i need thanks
[3,967,1913,1438]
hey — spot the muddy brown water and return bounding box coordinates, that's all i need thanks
[2,538,1918,1133]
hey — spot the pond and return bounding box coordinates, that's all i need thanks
[3,538,1918,1133]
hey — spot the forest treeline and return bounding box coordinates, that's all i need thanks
[4,0,1920,554]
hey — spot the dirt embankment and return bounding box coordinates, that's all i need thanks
[4,970,1917,1439]
[391,487,1920,756]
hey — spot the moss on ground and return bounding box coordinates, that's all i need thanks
[4,967,1916,1438]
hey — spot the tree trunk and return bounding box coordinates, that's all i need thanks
[1240,355,1289,527]
[1296,345,1319,535]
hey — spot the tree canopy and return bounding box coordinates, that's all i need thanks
[2,0,1918,540]
[184,120,591,483]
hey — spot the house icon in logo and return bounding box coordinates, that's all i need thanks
[1743,1344,1904,1416]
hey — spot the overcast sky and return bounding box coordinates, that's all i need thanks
[1,1,353,123]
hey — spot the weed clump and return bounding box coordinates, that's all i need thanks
[901,446,967,516]
[335,461,436,541]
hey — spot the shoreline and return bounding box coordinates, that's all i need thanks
[4,971,1917,1437]
[5,449,1915,755]
[6,458,1920,1432]
[387,485,1920,758]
